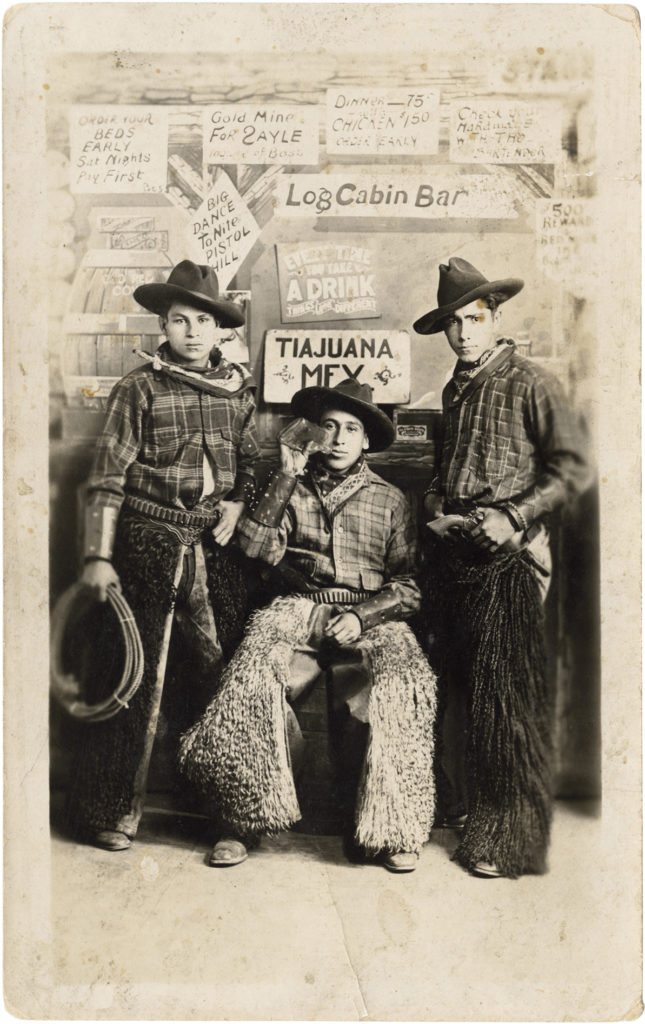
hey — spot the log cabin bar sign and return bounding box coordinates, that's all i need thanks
[263,330,410,404]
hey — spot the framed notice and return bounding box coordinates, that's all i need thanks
[263,329,410,403]
[276,242,381,323]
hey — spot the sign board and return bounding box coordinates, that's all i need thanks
[205,105,319,164]
[536,198,596,291]
[276,242,380,322]
[263,330,410,403]
[326,88,439,155]
[450,100,562,163]
[186,171,260,288]
[276,172,518,219]
[69,106,169,193]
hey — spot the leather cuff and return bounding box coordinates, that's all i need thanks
[499,502,527,533]
[84,503,119,561]
[249,470,298,527]
[226,472,257,506]
[354,590,402,632]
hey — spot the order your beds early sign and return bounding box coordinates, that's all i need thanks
[263,330,410,403]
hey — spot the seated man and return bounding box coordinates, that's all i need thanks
[179,379,437,872]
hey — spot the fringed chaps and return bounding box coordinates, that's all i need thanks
[67,512,250,836]
[429,542,553,877]
[179,596,437,854]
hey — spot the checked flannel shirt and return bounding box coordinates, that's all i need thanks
[427,341,589,529]
[85,348,260,559]
[236,458,421,630]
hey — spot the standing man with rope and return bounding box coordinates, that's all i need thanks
[68,260,260,851]
[413,257,590,878]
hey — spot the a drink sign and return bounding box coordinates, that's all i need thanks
[326,88,439,155]
[450,100,562,164]
[69,106,169,193]
[264,330,410,403]
[276,242,380,322]
[186,172,260,288]
[205,105,319,164]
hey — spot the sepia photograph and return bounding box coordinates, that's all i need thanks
[3,3,641,1020]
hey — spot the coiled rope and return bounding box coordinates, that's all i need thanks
[50,582,144,723]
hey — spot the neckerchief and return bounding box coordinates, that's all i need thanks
[452,346,498,395]
[310,454,364,497]
[309,457,369,517]
[136,342,256,397]
[445,340,514,408]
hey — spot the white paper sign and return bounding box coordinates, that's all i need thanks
[264,330,410,403]
[450,100,562,164]
[326,88,439,154]
[69,106,169,193]
[205,105,319,164]
[186,172,260,288]
[536,198,596,291]
[276,172,517,219]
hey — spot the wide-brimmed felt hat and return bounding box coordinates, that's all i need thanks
[133,260,245,327]
[291,379,395,452]
[413,257,524,335]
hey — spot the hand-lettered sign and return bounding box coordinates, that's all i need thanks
[186,172,260,288]
[205,105,319,164]
[326,88,439,155]
[276,242,380,322]
[69,106,169,193]
[275,172,517,219]
[263,330,410,403]
[450,100,562,164]
[536,199,596,291]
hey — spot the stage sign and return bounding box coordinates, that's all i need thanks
[263,330,410,403]
[276,242,381,322]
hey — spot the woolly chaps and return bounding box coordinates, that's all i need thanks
[426,539,553,877]
[67,511,251,836]
[178,596,437,854]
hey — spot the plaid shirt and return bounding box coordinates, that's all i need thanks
[237,461,421,616]
[87,357,259,516]
[429,343,589,525]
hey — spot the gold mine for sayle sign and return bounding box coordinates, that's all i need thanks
[263,329,410,403]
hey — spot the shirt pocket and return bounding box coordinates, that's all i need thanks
[473,434,512,482]
[359,568,384,592]
[142,423,184,467]
[205,428,236,486]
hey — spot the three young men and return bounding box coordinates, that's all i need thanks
[69,260,260,850]
[69,253,588,878]
[179,379,437,871]
[413,257,589,878]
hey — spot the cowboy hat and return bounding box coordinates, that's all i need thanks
[413,257,524,335]
[290,378,395,452]
[134,260,245,327]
